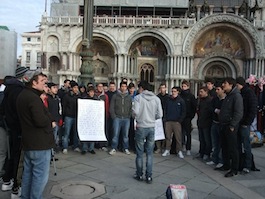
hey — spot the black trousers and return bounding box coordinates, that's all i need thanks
[3,129,22,189]
[220,125,239,171]
[181,117,193,150]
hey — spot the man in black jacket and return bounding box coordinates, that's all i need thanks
[219,77,243,177]
[1,66,28,198]
[180,80,197,156]
[62,81,81,154]
[17,69,55,198]
[236,77,258,174]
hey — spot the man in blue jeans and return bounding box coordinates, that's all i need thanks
[109,81,132,155]
[236,77,258,174]
[132,81,163,184]
[17,70,55,199]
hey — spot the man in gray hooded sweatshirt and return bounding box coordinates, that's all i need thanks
[133,81,163,184]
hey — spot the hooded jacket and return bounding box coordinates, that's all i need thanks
[133,90,163,128]
[1,78,25,134]
[110,90,132,119]
[219,87,243,128]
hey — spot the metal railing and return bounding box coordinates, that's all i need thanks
[41,16,197,27]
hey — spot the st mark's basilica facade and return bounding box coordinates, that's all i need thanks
[35,0,265,93]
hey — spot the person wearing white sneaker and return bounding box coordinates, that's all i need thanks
[109,81,132,157]
[178,151,184,159]
[162,150,170,157]
[62,81,81,156]
[17,70,56,199]
[180,80,197,157]
[163,87,186,159]
[109,148,116,155]
[186,150,191,156]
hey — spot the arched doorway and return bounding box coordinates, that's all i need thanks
[49,56,60,83]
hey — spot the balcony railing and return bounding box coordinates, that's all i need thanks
[41,16,197,27]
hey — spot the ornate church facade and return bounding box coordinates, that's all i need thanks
[34,0,265,93]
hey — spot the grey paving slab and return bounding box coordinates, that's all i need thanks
[1,128,265,199]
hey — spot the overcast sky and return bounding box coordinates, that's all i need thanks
[0,0,50,57]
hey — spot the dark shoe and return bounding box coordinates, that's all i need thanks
[133,174,143,181]
[214,166,230,171]
[81,151,86,155]
[89,150,96,154]
[225,170,238,177]
[146,177,152,184]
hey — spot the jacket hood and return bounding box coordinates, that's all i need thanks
[141,90,157,101]
[228,87,240,96]
[4,78,24,95]
[117,89,129,96]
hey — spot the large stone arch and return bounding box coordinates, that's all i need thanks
[182,14,261,58]
[126,29,174,56]
[195,52,241,79]
[68,30,119,55]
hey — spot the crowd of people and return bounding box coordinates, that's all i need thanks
[0,66,263,198]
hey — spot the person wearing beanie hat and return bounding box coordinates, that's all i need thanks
[236,76,258,174]
[0,67,30,198]
[15,66,29,79]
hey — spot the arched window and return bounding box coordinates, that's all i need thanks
[140,63,154,83]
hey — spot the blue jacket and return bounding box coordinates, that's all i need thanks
[165,95,186,123]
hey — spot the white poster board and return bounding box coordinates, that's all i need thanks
[134,118,165,141]
[77,99,107,141]
[155,119,165,141]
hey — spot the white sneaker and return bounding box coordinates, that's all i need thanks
[11,187,21,199]
[62,149,68,154]
[206,161,215,165]
[162,150,170,157]
[109,149,116,155]
[74,148,81,152]
[1,179,14,191]
[124,149,130,155]
[216,163,223,169]
[178,151,184,159]
[186,150,191,156]
[101,147,108,152]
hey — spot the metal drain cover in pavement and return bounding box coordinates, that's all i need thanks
[51,180,105,199]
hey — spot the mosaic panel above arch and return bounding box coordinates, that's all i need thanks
[183,14,261,57]
[194,27,248,58]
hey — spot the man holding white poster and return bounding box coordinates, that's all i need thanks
[133,81,163,184]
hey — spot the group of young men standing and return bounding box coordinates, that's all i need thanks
[0,68,259,199]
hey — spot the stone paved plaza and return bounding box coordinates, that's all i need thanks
[1,130,265,199]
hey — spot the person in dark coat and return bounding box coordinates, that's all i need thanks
[155,83,169,154]
[62,81,81,154]
[218,77,243,177]
[196,86,213,161]
[236,77,258,173]
[47,82,62,147]
[0,66,28,198]
[180,80,197,156]
[17,69,55,199]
